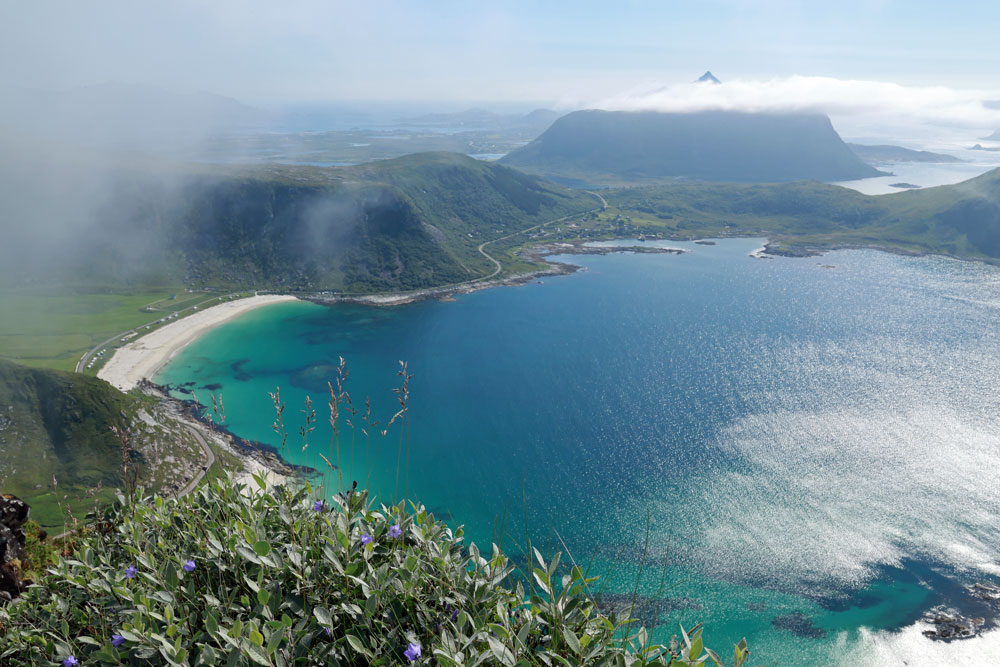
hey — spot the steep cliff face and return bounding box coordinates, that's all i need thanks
[502,109,883,185]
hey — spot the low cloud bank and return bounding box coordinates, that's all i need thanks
[591,76,1000,136]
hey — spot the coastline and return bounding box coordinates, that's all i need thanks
[98,294,299,391]
[91,237,996,389]
[304,241,685,308]
[137,380,301,491]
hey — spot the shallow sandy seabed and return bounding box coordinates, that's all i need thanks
[98,294,299,392]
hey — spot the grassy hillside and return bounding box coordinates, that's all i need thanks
[0,150,595,293]
[0,287,234,371]
[590,168,1000,260]
[0,359,138,526]
[0,359,237,529]
[501,109,883,186]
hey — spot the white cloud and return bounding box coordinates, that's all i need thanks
[591,75,1000,133]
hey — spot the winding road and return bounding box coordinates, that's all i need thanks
[472,190,608,283]
[174,424,216,497]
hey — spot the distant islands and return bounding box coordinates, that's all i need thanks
[847,143,963,164]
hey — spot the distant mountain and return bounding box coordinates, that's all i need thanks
[501,109,884,185]
[400,108,561,130]
[696,71,722,84]
[982,129,1000,141]
[0,82,271,152]
[848,143,963,164]
[971,143,1000,152]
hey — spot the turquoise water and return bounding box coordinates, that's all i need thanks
[157,238,1000,665]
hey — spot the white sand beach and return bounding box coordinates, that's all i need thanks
[98,294,299,391]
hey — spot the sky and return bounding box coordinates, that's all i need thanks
[2,0,999,105]
[2,1,1000,145]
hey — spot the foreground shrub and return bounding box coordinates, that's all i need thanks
[0,474,754,666]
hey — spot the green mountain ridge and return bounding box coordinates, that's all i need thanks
[0,151,595,292]
[604,167,1000,260]
[500,109,884,186]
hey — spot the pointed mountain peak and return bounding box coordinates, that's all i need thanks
[696,71,721,84]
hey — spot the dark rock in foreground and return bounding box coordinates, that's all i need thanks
[0,494,31,603]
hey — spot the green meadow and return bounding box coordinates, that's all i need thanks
[0,287,249,372]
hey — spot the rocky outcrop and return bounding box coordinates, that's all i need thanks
[923,609,984,640]
[968,582,1000,607]
[0,493,30,603]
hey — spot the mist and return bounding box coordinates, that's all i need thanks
[590,75,1000,147]
[4,2,1000,290]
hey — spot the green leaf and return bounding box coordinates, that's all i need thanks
[266,626,284,655]
[244,642,271,665]
[253,540,271,557]
[250,630,264,647]
[734,638,748,667]
[690,634,703,659]
[164,562,178,590]
[236,545,262,565]
[257,588,271,606]
[487,635,515,666]
[205,611,219,636]
[197,645,218,665]
[345,634,372,658]
[335,529,350,551]
[313,607,332,627]
[564,628,582,655]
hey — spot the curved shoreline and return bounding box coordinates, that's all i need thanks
[98,294,299,391]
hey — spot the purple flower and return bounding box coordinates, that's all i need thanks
[124,565,137,579]
[451,608,459,622]
[111,633,125,647]
[183,559,196,573]
[313,500,324,512]
[388,524,402,539]
[404,642,421,662]
[360,533,373,546]
[63,657,79,667]
[324,626,332,637]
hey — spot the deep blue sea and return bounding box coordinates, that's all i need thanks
[158,238,1000,665]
